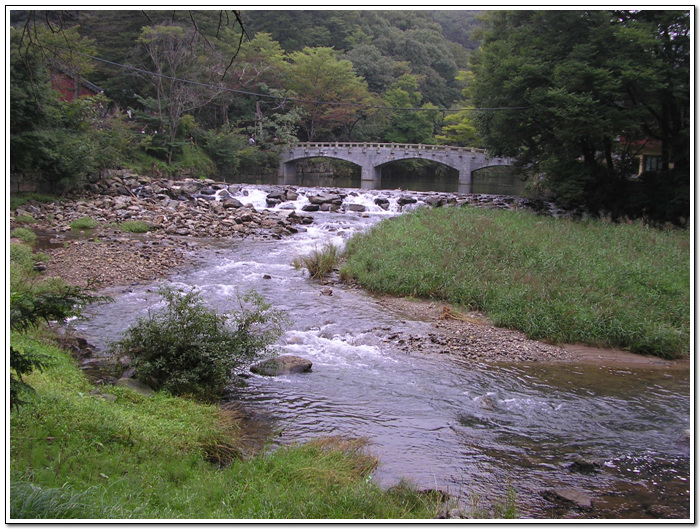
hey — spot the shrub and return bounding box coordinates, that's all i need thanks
[292,243,342,279]
[111,287,287,400]
[10,227,37,244]
[70,217,99,230]
[10,279,111,408]
[14,214,36,224]
[120,221,150,233]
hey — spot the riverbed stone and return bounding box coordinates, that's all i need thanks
[116,377,155,396]
[541,487,592,509]
[250,355,313,376]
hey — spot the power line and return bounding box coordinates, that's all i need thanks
[68,48,527,113]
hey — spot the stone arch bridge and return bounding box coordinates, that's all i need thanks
[279,142,514,193]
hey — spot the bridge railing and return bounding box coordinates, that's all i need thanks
[286,142,490,155]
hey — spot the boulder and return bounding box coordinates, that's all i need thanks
[116,377,155,396]
[397,195,417,206]
[541,487,592,509]
[374,198,390,210]
[308,193,341,205]
[346,203,366,212]
[250,355,313,376]
[567,456,601,474]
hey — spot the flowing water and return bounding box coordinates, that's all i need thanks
[76,185,691,519]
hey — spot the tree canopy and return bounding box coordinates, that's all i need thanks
[9,9,690,222]
[468,9,690,221]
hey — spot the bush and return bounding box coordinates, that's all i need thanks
[292,243,342,279]
[111,287,287,400]
[10,276,111,408]
[10,227,37,244]
[120,221,150,233]
[70,217,99,230]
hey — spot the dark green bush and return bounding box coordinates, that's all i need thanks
[112,287,287,400]
[10,279,111,408]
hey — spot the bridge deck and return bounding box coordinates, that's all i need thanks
[286,142,489,155]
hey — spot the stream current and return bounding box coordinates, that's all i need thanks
[76,185,691,519]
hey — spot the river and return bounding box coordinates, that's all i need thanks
[75,184,690,520]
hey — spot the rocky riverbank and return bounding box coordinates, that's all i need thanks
[9,170,564,289]
[10,171,686,368]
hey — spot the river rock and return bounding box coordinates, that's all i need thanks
[346,203,366,212]
[250,355,313,376]
[116,377,155,396]
[541,487,592,509]
[90,389,118,402]
[374,197,390,209]
[308,193,342,205]
[397,195,417,206]
[568,456,602,474]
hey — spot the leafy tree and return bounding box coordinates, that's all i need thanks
[9,253,111,408]
[9,27,59,174]
[133,24,224,165]
[345,43,395,94]
[111,287,287,400]
[469,10,690,221]
[286,47,371,141]
[435,71,481,147]
[381,74,440,144]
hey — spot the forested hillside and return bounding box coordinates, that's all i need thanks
[9,9,690,223]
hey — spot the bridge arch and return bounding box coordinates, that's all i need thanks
[279,143,514,193]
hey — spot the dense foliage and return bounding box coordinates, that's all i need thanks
[9,9,690,222]
[9,241,110,408]
[111,287,287,400]
[467,10,690,222]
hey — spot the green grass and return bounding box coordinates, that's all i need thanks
[14,214,37,224]
[9,333,443,520]
[70,217,100,231]
[341,207,690,359]
[10,192,59,211]
[11,227,38,244]
[119,220,151,233]
[292,243,342,279]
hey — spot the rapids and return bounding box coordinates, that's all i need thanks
[76,184,690,519]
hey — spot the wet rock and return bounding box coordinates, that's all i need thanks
[90,389,118,402]
[116,377,155,396]
[397,195,417,206]
[308,193,339,205]
[302,204,320,212]
[541,487,592,509]
[221,197,244,209]
[250,355,313,376]
[346,203,366,212]
[374,197,390,210]
[568,456,602,474]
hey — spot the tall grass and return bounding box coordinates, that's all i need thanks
[10,333,443,520]
[292,243,342,279]
[342,207,690,359]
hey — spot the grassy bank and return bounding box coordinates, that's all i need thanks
[9,332,444,520]
[341,207,690,359]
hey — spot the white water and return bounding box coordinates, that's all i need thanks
[76,184,690,519]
